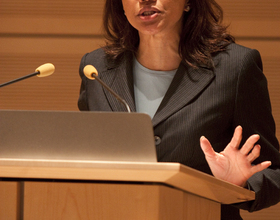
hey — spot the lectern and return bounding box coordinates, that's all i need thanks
[0,111,255,220]
[0,160,255,220]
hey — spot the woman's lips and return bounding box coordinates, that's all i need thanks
[138,8,160,20]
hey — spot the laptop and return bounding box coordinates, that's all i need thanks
[0,110,157,162]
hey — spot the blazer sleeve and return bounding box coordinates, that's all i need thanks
[232,49,280,211]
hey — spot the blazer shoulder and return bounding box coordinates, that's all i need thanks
[224,43,262,62]
[80,48,108,72]
[80,48,132,72]
[214,43,263,71]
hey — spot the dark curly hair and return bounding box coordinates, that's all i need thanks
[102,0,235,69]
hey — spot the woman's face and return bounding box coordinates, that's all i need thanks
[122,0,187,37]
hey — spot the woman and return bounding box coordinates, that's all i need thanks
[78,0,280,219]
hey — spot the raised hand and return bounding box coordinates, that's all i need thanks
[200,126,271,187]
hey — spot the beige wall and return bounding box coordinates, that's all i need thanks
[0,0,279,219]
[0,0,105,111]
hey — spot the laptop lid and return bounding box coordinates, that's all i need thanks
[0,110,157,162]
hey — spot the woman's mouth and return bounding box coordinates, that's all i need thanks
[141,11,157,16]
[138,8,160,20]
[139,7,160,16]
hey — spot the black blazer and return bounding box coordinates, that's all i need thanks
[78,43,280,220]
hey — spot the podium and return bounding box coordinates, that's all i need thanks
[0,159,254,220]
[0,110,255,219]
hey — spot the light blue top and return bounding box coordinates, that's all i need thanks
[133,57,177,118]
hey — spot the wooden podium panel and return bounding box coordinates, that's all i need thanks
[0,159,254,220]
[23,182,220,220]
[0,181,20,220]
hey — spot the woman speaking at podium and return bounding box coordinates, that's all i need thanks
[78,0,280,219]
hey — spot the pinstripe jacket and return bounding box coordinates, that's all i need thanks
[78,43,280,220]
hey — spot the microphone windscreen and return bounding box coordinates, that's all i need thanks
[83,65,98,80]
[36,63,55,77]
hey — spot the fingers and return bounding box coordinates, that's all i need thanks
[230,126,261,158]
[200,136,217,160]
[240,134,260,155]
[234,127,261,162]
[251,161,272,174]
[246,144,261,162]
[229,126,243,149]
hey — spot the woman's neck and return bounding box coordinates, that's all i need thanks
[136,33,181,71]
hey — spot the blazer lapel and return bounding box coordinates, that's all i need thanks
[152,63,215,127]
[98,53,215,124]
[100,54,136,112]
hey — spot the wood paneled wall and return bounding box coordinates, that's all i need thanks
[0,0,279,219]
[0,0,104,111]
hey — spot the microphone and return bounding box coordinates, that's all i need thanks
[0,63,55,88]
[83,65,131,113]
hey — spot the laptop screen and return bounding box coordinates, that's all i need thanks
[0,110,157,162]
